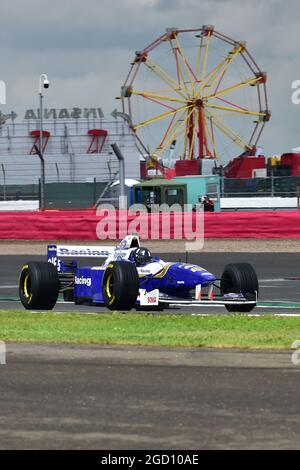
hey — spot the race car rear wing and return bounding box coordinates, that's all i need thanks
[47,235,140,259]
[47,244,116,272]
[47,235,141,271]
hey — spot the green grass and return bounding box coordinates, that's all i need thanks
[0,310,300,349]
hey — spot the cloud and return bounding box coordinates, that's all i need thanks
[0,0,300,158]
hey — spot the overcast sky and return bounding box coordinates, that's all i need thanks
[1,0,300,157]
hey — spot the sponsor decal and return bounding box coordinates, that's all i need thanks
[191,266,205,272]
[224,293,244,299]
[177,264,205,272]
[139,289,159,306]
[75,276,92,287]
[113,251,127,260]
[48,256,61,271]
[57,247,111,257]
[117,240,128,248]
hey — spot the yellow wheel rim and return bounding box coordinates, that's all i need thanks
[23,272,33,304]
[23,274,30,298]
[106,273,113,298]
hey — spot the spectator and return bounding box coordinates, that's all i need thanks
[202,194,214,212]
[15,189,23,201]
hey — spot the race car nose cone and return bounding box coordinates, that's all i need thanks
[194,271,216,289]
[172,263,217,285]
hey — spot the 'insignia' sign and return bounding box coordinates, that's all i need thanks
[24,107,104,120]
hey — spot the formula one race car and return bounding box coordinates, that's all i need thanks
[19,234,258,312]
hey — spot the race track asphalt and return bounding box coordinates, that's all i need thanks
[1,253,300,450]
[1,343,300,450]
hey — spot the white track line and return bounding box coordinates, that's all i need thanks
[191,313,300,317]
[0,285,18,289]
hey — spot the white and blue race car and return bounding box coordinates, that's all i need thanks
[19,234,258,312]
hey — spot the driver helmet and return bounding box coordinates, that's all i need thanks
[130,247,152,266]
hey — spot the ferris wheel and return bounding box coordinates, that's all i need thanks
[120,26,270,165]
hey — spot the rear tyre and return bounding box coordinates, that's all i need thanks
[19,262,59,310]
[221,263,258,313]
[102,261,139,310]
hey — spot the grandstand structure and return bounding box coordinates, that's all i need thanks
[0,111,139,186]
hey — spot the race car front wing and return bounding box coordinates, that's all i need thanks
[138,285,258,308]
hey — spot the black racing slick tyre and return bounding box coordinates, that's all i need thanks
[19,262,60,310]
[220,263,259,313]
[102,261,139,311]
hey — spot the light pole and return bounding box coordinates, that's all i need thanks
[111,143,126,209]
[39,73,49,210]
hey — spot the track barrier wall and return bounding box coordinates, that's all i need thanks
[0,210,300,240]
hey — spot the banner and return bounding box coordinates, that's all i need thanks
[0,210,300,240]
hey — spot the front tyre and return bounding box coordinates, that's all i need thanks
[102,261,139,311]
[221,263,258,313]
[19,262,59,310]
